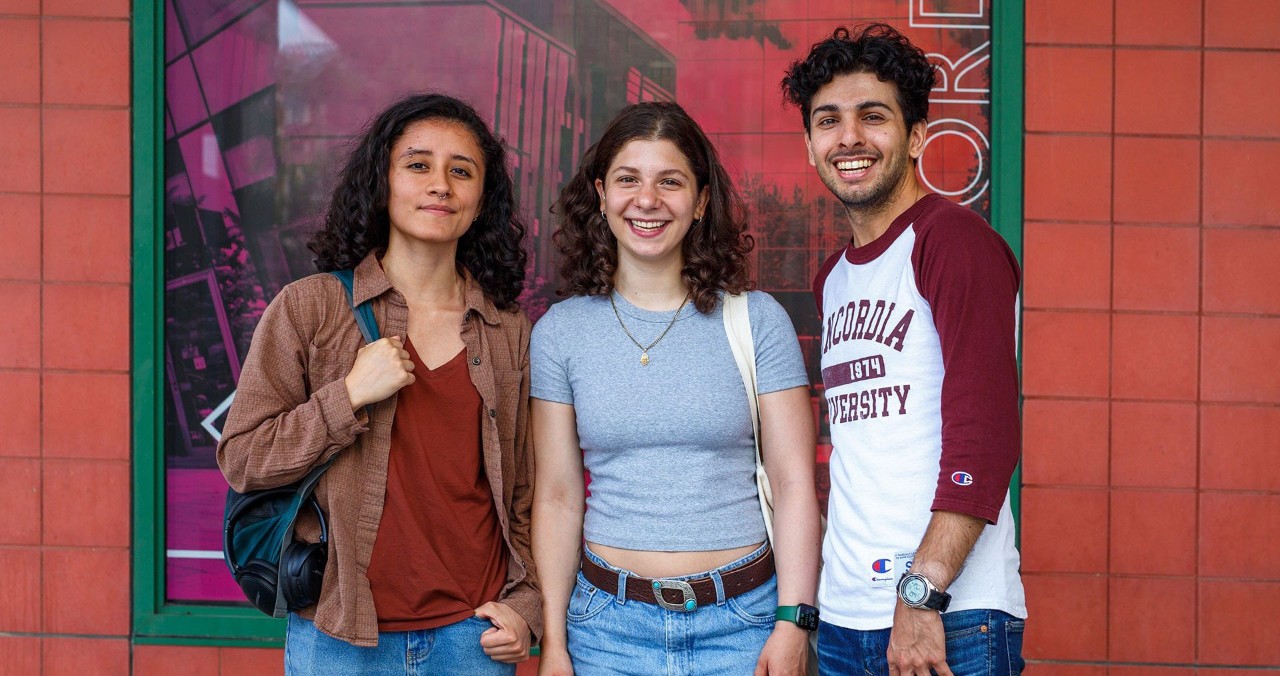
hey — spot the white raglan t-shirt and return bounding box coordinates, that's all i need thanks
[814,194,1027,630]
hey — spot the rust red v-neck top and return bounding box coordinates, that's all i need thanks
[366,340,507,631]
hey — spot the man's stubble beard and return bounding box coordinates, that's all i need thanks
[825,150,915,222]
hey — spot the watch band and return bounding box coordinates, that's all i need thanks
[775,604,820,631]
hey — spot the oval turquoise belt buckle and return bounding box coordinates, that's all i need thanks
[651,579,697,612]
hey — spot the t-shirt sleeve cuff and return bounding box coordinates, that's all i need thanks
[757,376,813,395]
[314,378,368,448]
[530,387,573,405]
[930,497,1000,525]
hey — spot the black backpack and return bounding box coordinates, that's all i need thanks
[222,269,379,617]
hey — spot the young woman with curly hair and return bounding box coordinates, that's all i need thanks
[530,101,822,675]
[217,93,540,674]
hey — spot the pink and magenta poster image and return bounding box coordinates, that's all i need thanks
[162,0,994,604]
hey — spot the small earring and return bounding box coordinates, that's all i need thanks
[600,210,607,221]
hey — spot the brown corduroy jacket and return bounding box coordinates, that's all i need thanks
[216,252,541,647]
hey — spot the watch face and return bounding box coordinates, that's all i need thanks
[797,604,820,631]
[901,576,928,605]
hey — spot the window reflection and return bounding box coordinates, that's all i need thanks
[161,0,993,604]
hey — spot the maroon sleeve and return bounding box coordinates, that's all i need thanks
[912,205,1022,524]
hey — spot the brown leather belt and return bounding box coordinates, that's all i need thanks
[580,545,775,612]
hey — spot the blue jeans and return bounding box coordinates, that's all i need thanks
[566,543,776,676]
[285,613,516,675]
[816,610,1024,676]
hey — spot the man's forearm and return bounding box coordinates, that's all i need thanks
[908,510,986,590]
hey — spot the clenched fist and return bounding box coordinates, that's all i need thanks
[344,336,415,410]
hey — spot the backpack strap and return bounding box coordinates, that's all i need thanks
[221,270,381,617]
[221,454,333,574]
[251,272,377,616]
[328,269,381,344]
[266,455,334,616]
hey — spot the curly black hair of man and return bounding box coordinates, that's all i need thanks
[552,101,753,314]
[780,23,937,134]
[308,93,528,310]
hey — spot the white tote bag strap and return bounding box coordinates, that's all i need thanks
[722,292,774,543]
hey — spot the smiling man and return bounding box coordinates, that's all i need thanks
[782,24,1027,676]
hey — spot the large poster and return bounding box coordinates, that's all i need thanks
[162,0,993,603]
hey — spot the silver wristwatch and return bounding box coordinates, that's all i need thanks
[896,572,951,612]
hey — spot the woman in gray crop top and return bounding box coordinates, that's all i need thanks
[530,102,822,676]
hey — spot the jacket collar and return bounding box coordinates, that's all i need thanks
[352,252,393,305]
[352,250,502,325]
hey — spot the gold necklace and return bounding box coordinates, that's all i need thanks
[609,291,690,366]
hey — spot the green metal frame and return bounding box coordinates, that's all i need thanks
[991,0,1026,529]
[131,0,1025,643]
[130,0,284,645]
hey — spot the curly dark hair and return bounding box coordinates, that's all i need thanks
[781,23,937,134]
[553,101,752,314]
[308,93,527,310]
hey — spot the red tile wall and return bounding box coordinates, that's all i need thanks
[1023,0,1280,669]
[0,2,153,673]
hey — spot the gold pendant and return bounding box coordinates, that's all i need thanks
[640,352,650,366]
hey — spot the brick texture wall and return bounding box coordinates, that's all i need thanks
[0,0,145,673]
[1021,0,1280,669]
[0,1,289,673]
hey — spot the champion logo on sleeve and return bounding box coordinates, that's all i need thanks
[951,471,974,486]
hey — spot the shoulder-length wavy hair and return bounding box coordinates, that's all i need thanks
[553,101,753,314]
[308,93,527,310]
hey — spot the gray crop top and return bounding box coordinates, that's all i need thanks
[530,291,809,551]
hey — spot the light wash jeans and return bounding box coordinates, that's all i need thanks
[285,613,516,675]
[816,609,1025,676]
[565,542,776,676]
